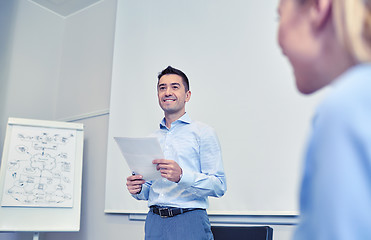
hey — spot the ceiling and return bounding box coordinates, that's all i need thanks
[30,0,102,17]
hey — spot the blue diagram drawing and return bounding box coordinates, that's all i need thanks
[1,125,77,208]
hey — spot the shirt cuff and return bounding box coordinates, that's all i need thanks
[131,183,149,200]
[176,169,195,189]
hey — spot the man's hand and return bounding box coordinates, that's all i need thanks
[126,175,145,194]
[153,159,182,183]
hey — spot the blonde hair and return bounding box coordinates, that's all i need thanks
[332,0,371,62]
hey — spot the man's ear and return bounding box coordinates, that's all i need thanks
[309,0,333,31]
[185,91,191,102]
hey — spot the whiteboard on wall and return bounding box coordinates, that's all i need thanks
[104,0,325,215]
[0,118,84,231]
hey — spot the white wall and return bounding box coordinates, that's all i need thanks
[54,0,114,120]
[0,0,63,159]
[0,1,297,239]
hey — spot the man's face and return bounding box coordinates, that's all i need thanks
[157,74,191,115]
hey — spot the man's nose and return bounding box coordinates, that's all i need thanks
[165,88,173,95]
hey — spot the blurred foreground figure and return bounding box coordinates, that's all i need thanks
[277,0,371,239]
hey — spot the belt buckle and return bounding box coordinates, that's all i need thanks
[159,208,172,218]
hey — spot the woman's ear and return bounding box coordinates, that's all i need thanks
[309,0,333,31]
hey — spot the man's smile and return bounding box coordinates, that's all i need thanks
[163,98,176,102]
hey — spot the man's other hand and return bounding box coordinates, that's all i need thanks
[126,175,145,194]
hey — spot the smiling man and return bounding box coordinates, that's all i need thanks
[126,66,227,240]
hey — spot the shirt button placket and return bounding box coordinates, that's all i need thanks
[164,130,172,156]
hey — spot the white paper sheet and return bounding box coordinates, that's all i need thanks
[114,137,163,181]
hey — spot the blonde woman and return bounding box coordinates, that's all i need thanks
[278,0,371,239]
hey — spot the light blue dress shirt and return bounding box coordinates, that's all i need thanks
[133,113,227,209]
[294,64,371,239]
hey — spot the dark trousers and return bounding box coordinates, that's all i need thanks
[145,209,213,240]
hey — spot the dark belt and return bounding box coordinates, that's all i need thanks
[150,206,201,218]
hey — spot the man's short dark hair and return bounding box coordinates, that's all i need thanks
[158,66,190,92]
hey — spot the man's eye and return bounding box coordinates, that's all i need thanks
[159,87,166,91]
[172,86,179,89]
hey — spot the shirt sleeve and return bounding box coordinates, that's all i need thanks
[294,97,371,240]
[177,126,227,198]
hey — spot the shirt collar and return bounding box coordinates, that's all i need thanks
[159,112,191,129]
[332,63,371,88]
